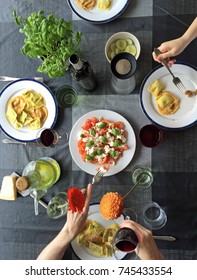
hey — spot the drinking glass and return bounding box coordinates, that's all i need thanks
[113,227,138,255]
[122,208,138,221]
[143,201,167,230]
[36,128,69,147]
[132,166,153,188]
[139,124,163,148]
[55,85,78,108]
[47,192,68,219]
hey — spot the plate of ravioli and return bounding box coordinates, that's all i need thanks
[71,204,126,260]
[0,79,58,141]
[140,62,197,130]
[67,0,130,23]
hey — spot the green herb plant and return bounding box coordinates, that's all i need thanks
[13,10,82,78]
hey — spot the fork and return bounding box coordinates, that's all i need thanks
[92,169,107,185]
[0,76,44,82]
[154,48,186,94]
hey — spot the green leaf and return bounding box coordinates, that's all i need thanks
[13,10,83,78]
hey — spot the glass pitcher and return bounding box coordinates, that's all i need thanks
[22,157,61,215]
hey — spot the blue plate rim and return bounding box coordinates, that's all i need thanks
[139,61,197,131]
[67,0,130,24]
[0,78,58,142]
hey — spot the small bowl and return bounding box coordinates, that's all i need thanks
[105,32,141,63]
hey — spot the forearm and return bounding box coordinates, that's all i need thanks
[37,229,73,260]
[182,17,197,45]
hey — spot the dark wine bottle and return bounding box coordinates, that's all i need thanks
[69,54,96,91]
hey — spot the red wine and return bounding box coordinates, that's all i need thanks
[40,129,56,147]
[115,240,136,252]
[114,227,138,253]
[139,124,163,147]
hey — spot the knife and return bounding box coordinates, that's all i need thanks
[2,139,39,146]
[153,235,176,241]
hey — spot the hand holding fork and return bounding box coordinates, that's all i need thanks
[154,48,186,94]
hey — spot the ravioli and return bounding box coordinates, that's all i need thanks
[6,89,48,130]
[156,91,180,115]
[77,219,120,257]
[148,80,165,97]
[97,0,113,10]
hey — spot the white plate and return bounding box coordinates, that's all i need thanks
[67,0,130,23]
[69,109,136,176]
[140,63,197,130]
[0,79,58,141]
[71,204,126,260]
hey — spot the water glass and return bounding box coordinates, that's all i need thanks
[143,201,167,230]
[132,166,153,188]
[55,85,78,108]
[47,192,68,219]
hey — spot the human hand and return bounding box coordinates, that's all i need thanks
[120,220,164,260]
[152,37,188,67]
[62,183,92,241]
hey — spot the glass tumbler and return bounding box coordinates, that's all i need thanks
[132,166,153,188]
[55,85,78,108]
[143,201,167,230]
[47,192,68,219]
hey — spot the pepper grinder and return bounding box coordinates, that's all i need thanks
[110,53,137,94]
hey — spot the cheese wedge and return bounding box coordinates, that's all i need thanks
[0,176,17,200]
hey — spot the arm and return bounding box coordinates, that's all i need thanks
[153,17,197,66]
[37,184,92,260]
[120,220,165,260]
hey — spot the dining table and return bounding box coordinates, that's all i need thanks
[0,0,197,261]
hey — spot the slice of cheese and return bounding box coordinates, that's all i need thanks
[0,176,17,200]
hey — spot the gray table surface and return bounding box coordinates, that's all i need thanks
[0,0,197,260]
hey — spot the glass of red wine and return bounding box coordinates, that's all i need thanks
[113,227,139,258]
[36,128,69,147]
[112,208,138,259]
[139,124,163,148]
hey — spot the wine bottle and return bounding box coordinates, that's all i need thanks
[69,54,96,91]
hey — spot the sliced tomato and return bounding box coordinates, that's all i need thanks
[91,117,99,124]
[81,151,87,162]
[78,140,86,154]
[90,158,98,164]
[82,119,92,130]
[120,145,129,150]
[98,155,109,165]
[98,128,108,136]
[114,121,125,129]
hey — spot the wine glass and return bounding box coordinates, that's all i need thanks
[36,127,69,147]
[112,225,139,260]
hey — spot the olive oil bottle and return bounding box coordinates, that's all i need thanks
[69,54,96,91]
